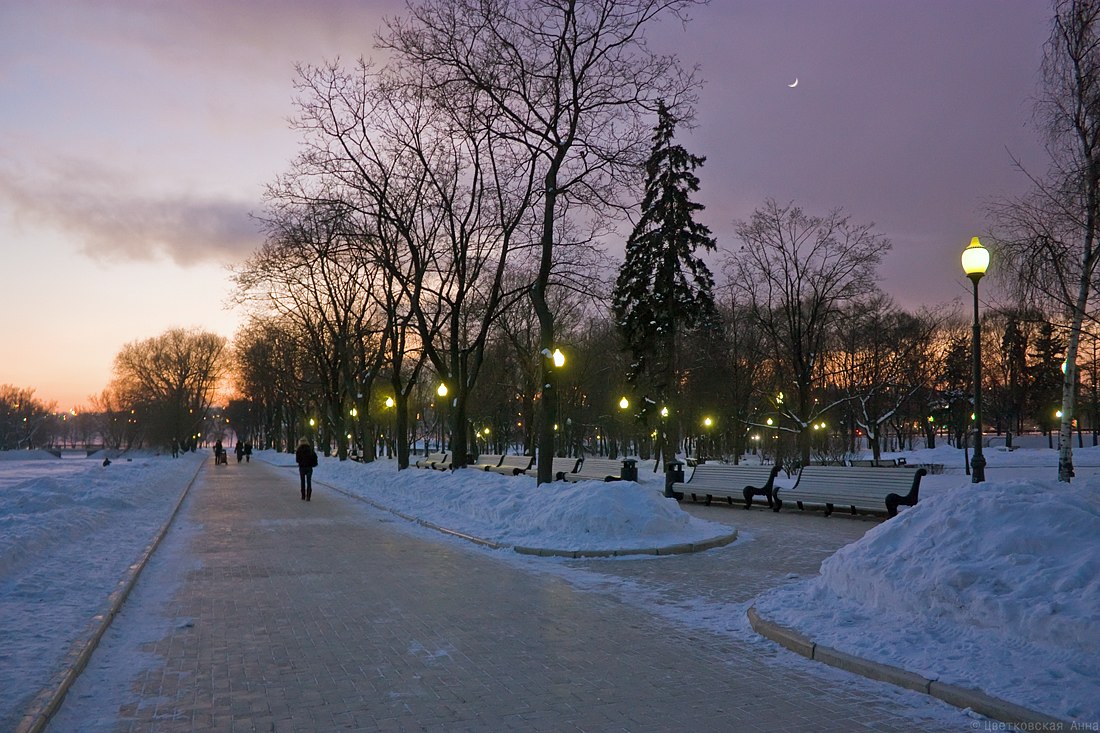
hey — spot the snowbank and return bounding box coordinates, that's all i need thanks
[754,473,1100,721]
[297,454,730,551]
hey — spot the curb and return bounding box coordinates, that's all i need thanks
[513,531,737,558]
[321,479,737,558]
[16,457,204,733]
[746,606,1072,729]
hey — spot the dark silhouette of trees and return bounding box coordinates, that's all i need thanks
[990,0,1100,480]
[612,101,718,466]
[727,199,891,467]
[383,0,704,483]
[109,328,227,450]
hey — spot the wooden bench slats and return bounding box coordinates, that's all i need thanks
[550,457,582,480]
[472,454,505,470]
[670,463,780,507]
[776,465,926,517]
[562,458,626,482]
[414,451,449,470]
[486,455,535,475]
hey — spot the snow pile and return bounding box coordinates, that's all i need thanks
[754,474,1100,721]
[0,448,61,461]
[306,455,728,551]
[0,452,201,731]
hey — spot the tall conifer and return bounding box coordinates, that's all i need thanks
[612,102,717,458]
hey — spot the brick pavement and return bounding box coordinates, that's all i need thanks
[49,460,968,732]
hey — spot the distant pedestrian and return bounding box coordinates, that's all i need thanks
[295,437,318,501]
[171,437,179,458]
[235,440,244,463]
[244,441,252,462]
[214,439,226,465]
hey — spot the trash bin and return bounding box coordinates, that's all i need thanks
[620,458,638,482]
[665,460,684,498]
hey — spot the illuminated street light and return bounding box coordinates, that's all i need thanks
[437,383,448,398]
[962,235,989,483]
[619,396,629,410]
[552,348,566,368]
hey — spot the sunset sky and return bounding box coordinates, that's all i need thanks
[1,1,1051,409]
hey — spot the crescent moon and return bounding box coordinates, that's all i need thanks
[788,78,799,88]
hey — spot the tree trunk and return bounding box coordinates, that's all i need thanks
[532,173,560,486]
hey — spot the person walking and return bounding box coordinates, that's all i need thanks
[244,441,252,463]
[295,437,318,501]
[235,440,244,463]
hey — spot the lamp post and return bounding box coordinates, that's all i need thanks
[383,397,395,458]
[962,236,989,483]
[618,396,630,458]
[702,416,713,462]
[436,383,448,451]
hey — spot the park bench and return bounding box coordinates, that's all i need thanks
[535,456,581,480]
[848,458,906,467]
[670,463,781,508]
[471,454,505,471]
[774,465,927,518]
[414,451,449,470]
[486,454,535,476]
[561,457,627,482]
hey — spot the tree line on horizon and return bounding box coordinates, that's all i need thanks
[6,0,1100,485]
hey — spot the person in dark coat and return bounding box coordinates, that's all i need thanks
[244,441,253,462]
[295,437,317,501]
[235,440,244,463]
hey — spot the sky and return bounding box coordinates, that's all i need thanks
[0,0,1052,409]
[5,445,1097,726]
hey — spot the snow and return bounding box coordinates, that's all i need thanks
[0,451,201,730]
[293,455,727,551]
[1,442,1098,726]
[755,445,1100,722]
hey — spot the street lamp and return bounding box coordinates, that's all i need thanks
[702,416,713,461]
[962,236,989,482]
[436,383,449,451]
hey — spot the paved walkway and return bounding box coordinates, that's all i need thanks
[49,460,968,732]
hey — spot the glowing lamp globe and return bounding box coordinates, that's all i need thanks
[961,236,989,280]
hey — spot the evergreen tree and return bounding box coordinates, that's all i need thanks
[999,313,1029,444]
[612,101,718,462]
[1029,320,1065,442]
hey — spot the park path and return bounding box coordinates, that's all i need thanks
[49,458,965,732]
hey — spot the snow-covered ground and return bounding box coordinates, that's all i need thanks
[0,450,202,731]
[1,442,1097,726]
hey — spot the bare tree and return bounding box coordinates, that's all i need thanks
[235,198,385,460]
[990,0,1100,480]
[109,328,227,450]
[0,386,57,450]
[290,60,532,468]
[382,0,703,483]
[727,199,890,466]
[831,297,940,461]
